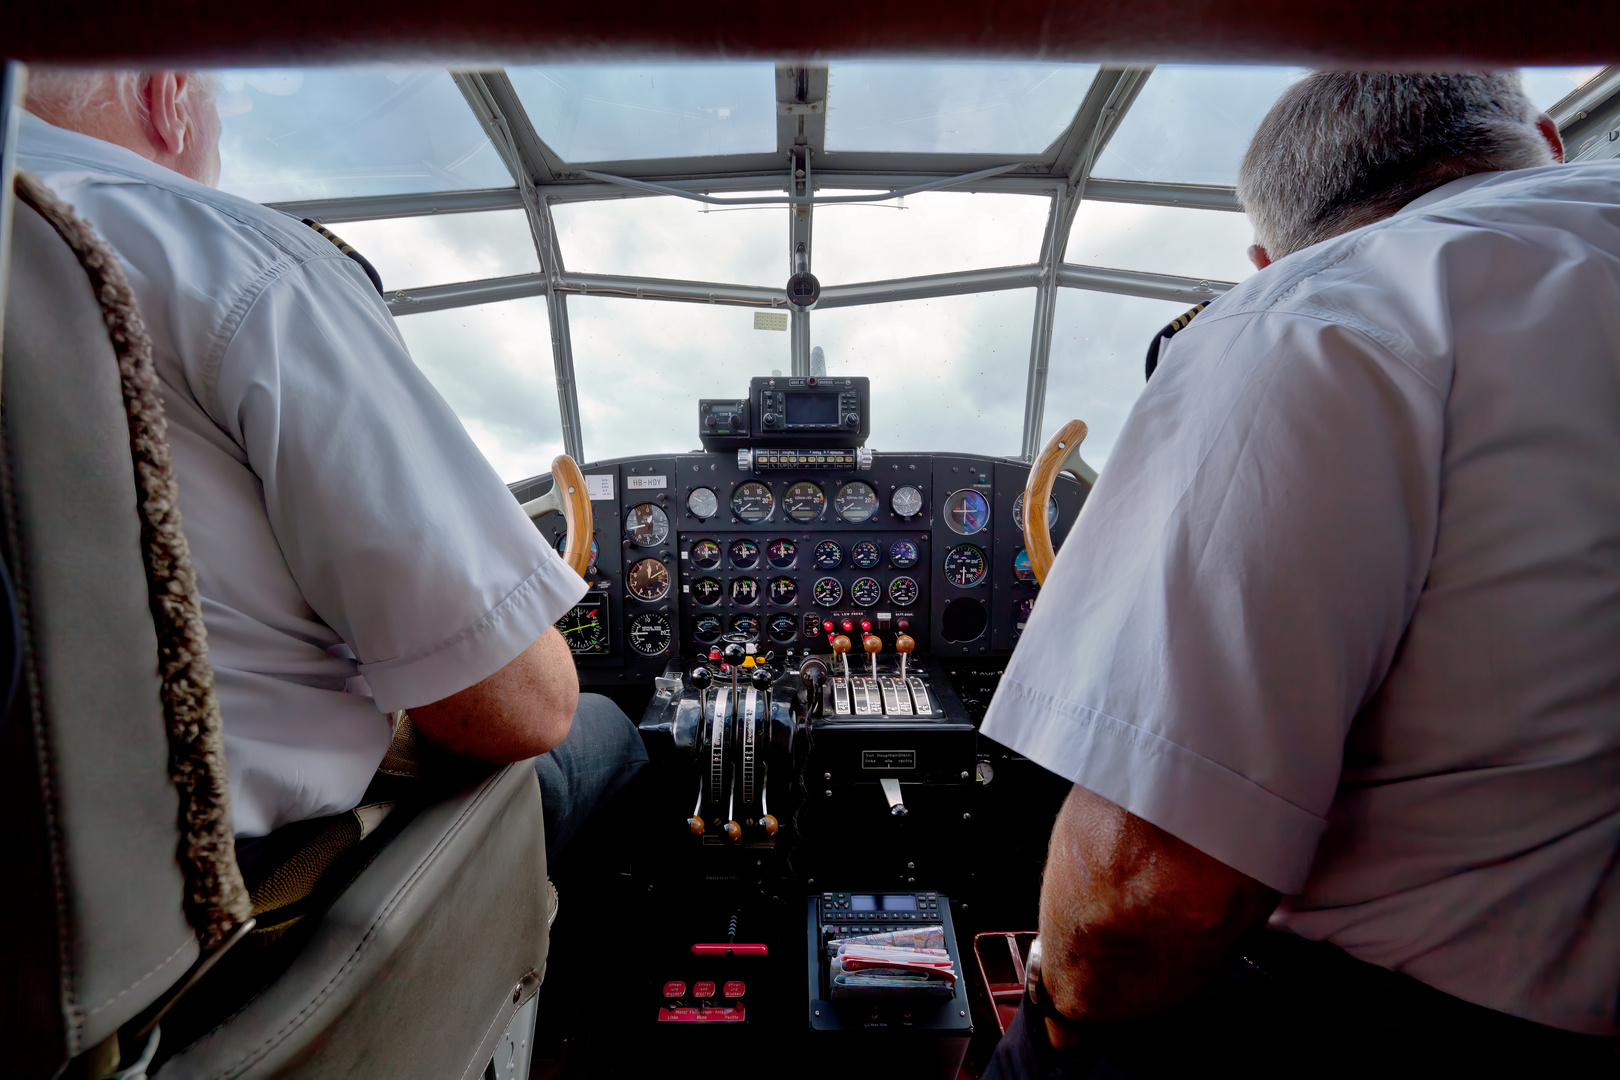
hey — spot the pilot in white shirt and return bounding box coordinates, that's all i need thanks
[18,70,644,864]
[984,72,1620,1076]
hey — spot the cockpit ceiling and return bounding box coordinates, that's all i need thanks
[10,0,1619,67]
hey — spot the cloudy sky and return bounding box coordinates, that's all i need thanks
[214,63,1604,482]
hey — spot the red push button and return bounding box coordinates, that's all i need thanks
[693,981,716,998]
[662,981,686,998]
[723,981,746,999]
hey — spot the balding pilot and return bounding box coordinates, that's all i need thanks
[984,72,1620,1077]
[17,70,646,878]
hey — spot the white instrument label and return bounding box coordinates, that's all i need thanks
[627,475,667,490]
[584,473,616,500]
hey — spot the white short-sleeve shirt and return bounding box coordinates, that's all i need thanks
[982,160,1620,1035]
[19,115,587,839]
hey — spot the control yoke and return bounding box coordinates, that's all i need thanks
[521,455,594,577]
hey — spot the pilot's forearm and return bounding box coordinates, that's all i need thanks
[1037,784,1279,1036]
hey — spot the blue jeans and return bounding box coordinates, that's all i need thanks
[533,692,647,868]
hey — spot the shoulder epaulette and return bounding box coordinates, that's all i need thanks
[1144,300,1211,381]
[301,218,385,296]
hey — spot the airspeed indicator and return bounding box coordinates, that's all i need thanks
[944,544,988,588]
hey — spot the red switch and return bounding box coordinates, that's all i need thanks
[693,981,716,998]
[723,981,746,999]
[663,981,686,998]
[897,619,910,631]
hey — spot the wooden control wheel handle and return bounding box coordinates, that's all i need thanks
[724,820,742,842]
[1024,419,1098,585]
[520,454,594,578]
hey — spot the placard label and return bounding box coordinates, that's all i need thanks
[584,474,615,500]
[861,750,917,770]
[627,475,668,490]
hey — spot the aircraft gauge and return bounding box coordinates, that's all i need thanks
[813,540,844,569]
[1013,491,1060,532]
[768,576,798,605]
[835,481,879,523]
[731,481,774,522]
[691,577,722,605]
[729,538,761,568]
[625,502,670,547]
[943,490,990,536]
[888,576,920,606]
[687,487,720,519]
[890,485,924,519]
[850,577,882,607]
[690,539,721,570]
[889,540,919,569]
[693,614,724,643]
[556,602,609,655]
[851,541,881,568]
[782,481,827,523]
[944,544,988,587]
[731,577,760,605]
[768,613,799,643]
[628,612,672,656]
[813,577,844,607]
[766,538,798,568]
[554,533,599,572]
[626,557,670,601]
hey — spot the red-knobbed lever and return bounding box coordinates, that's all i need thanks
[691,943,770,957]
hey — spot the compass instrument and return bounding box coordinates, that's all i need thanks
[729,538,761,567]
[626,557,670,601]
[687,486,719,519]
[812,540,844,569]
[834,481,879,523]
[766,538,797,568]
[731,481,774,522]
[782,481,827,523]
[628,612,672,656]
[890,484,924,519]
[944,543,988,587]
[812,577,844,607]
[626,502,670,546]
[943,490,990,536]
[556,601,609,655]
[690,539,721,570]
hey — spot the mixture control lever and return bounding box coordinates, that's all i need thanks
[831,635,853,684]
[863,633,882,678]
[894,635,914,680]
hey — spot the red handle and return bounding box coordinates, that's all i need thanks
[691,943,769,957]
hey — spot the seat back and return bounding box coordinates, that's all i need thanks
[0,195,212,1076]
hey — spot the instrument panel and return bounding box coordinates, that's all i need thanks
[511,452,1085,686]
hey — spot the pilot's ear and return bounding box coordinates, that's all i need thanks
[1535,112,1566,163]
[145,72,189,157]
[1247,244,1272,271]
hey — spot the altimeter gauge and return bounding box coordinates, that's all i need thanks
[687,487,720,519]
[556,602,609,655]
[731,481,774,522]
[890,485,924,519]
[628,612,672,656]
[835,481,879,523]
[626,502,670,547]
[626,557,670,602]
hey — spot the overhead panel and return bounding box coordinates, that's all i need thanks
[214,68,513,203]
[1091,65,1307,188]
[506,63,778,164]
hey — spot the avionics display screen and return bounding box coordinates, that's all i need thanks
[850,894,878,911]
[784,391,839,427]
[880,894,918,911]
